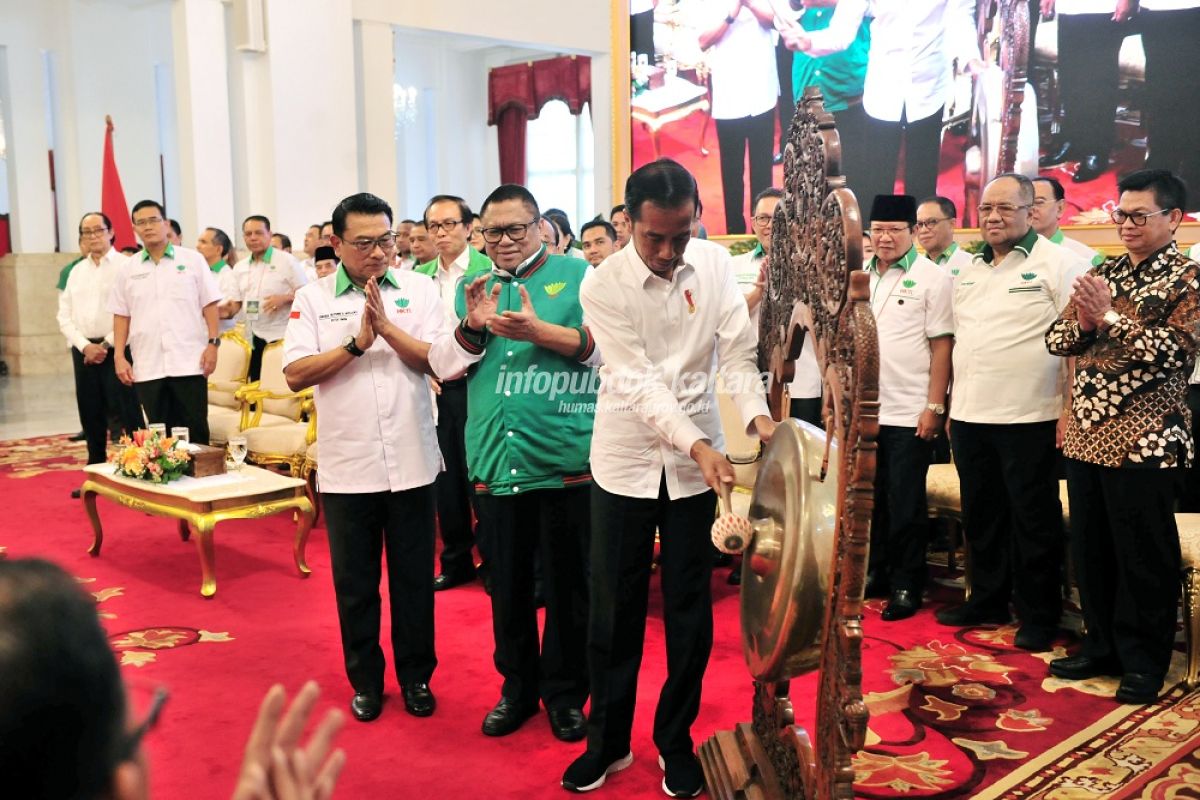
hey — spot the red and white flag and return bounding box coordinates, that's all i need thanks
[102,116,136,251]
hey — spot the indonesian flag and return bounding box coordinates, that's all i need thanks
[102,116,137,251]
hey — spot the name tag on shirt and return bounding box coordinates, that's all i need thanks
[245,299,260,319]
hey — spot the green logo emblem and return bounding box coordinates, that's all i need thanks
[951,268,960,276]
[176,264,186,271]
[544,281,566,297]
[395,297,410,309]
[902,279,916,289]
[1021,272,1037,281]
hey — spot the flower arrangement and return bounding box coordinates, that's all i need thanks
[109,429,192,484]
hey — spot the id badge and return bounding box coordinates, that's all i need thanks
[245,299,260,319]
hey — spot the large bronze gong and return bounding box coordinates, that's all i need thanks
[699,87,879,800]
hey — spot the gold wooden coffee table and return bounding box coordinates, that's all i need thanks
[81,463,315,598]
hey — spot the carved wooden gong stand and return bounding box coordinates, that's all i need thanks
[698,87,879,800]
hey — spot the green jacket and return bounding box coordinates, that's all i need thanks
[56,256,85,290]
[414,246,492,280]
[453,247,597,495]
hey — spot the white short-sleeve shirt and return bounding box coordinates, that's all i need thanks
[951,231,1089,423]
[108,244,222,382]
[867,248,955,426]
[283,266,448,494]
[240,247,308,342]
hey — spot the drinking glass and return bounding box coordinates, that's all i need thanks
[171,427,190,444]
[227,436,248,470]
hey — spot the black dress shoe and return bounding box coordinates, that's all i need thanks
[69,431,87,442]
[1039,140,1075,168]
[727,565,742,586]
[482,697,538,736]
[350,692,382,722]
[1072,153,1107,183]
[401,682,435,717]
[432,571,475,591]
[71,488,81,499]
[935,602,1010,627]
[881,589,922,622]
[1115,672,1163,705]
[547,706,587,742]
[1013,624,1057,652]
[1049,654,1122,681]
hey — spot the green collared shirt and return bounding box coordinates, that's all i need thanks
[210,259,228,273]
[790,7,869,112]
[141,243,176,263]
[977,227,1038,265]
[934,242,960,265]
[250,245,274,264]
[1050,228,1105,266]
[867,245,918,274]
[333,264,401,296]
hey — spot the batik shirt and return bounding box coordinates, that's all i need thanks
[1046,242,1200,468]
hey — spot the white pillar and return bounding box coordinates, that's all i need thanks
[171,0,236,238]
[354,19,397,211]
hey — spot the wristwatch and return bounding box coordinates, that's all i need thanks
[724,13,737,24]
[342,335,365,357]
[926,403,946,415]
[1102,309,1121,328]
[207,337,221,347]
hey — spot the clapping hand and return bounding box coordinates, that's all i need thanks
[364,276,392,335]
[231,681,346,800]
[463,275,500,332]
[488,285,543,343]
[1071,274,1113,331]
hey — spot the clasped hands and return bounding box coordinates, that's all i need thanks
[462,274,544,343]
[1070,274,1113,332]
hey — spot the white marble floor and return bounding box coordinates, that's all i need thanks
[0,373,81,440]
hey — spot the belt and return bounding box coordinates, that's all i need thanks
[87,337,108,345]
[441,378,468,390]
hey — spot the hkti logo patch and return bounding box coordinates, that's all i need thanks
[394,297,411,311]
[1021,272,1037,281]
[902,279,916,289]
[176,264,186,271]
[543,281,566,297]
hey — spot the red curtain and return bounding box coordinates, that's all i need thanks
[488,55,591,186]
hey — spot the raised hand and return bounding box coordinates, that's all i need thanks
[488,284,542,343]
[464,275,500,332]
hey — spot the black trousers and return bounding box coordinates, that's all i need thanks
[323,486,437,694]
[435,382,479,577]
[585,477,715,759]
[869,426,934,593]
[1141,8,1200,201]
[630,9,654,63]
[72,345,142,464]
[789,396,822,428]
[950,420,1063,627]
[833,104,869,202]
[474,486,589,710]
[248,335,268,383]
[1065,459,1180,678]
[1056,13,1125,159]
[858,107,944,215]
[715,109,775,235]
[134,375,210,445]
[776,38,794,154]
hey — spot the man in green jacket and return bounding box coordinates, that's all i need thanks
[453,184,599,744]
[414,195,493,592]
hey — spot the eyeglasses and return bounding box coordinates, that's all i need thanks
[133,216,164,227]
[752,214,774,226]
[80,227,111,237]
[1111,208,1171,226]
[914,218,950,230]
[977,203,1030,218]
[119,685,169,761]
[869,226,911,236]
[343,233,398,254]
[426,220,462,234]
[481,221,538,244]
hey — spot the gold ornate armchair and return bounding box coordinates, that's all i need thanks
[207,330,253,446]
[239,340,316,476]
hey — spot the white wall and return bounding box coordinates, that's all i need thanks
[0,0,613,252]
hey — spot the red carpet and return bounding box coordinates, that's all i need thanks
[2,435,1198,798]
